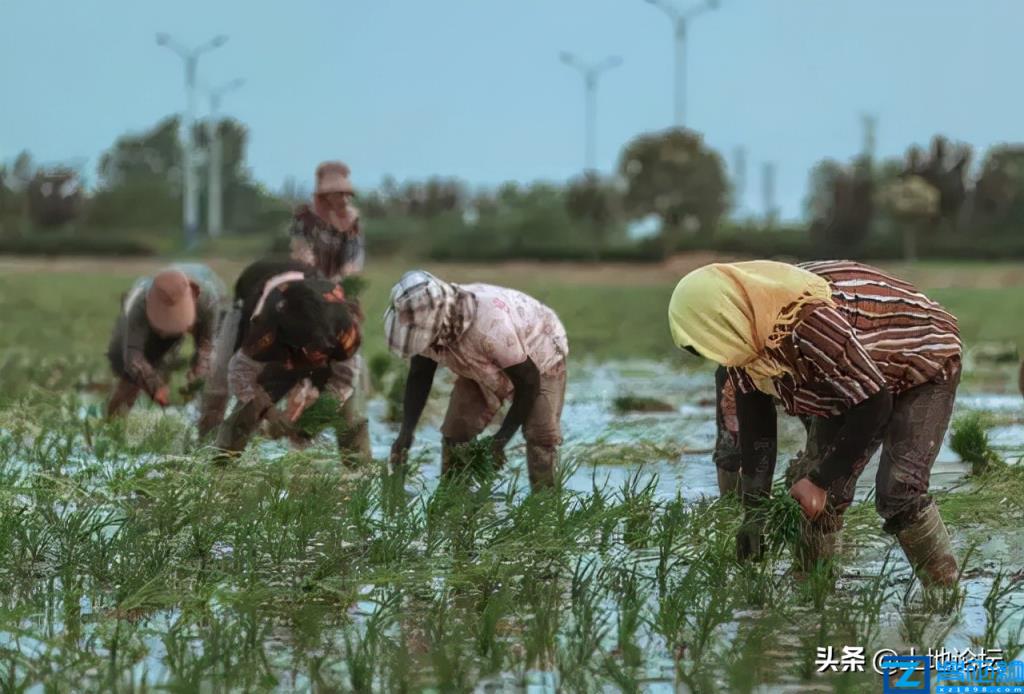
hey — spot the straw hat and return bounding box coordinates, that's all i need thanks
[315,161,354,196]
[146,270,197,336]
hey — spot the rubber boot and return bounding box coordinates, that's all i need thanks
[716,467,741,497]
[336,416,371,466]
[526,443,557,491]
[214,400,262,460]
[896,504,959,587]
[336,382,371,464]
[197,391,229,439]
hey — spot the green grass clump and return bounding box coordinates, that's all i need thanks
[763,487,805,552]
[295,394,343,437]
[368,352,396,392]
[340,275,368,300]
[612,395,675,414]
[444,436,499,483]
[951,411,1004,475]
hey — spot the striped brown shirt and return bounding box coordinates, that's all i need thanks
[729,260,962,417]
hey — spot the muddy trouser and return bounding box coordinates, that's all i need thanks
[198,305,241,437]
[787,369,961,575]
[335,351,371,457]
[712,365,960,568]
[439,370,567,490]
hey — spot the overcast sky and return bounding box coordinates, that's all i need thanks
[2,0,1020,219]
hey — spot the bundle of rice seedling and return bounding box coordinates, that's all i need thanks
[341,275,367,300]
[295,395,343,438]
[763,486,805,553]
[612,395,675,414]
[950,411,1004,475]
[368,352,396,392]
[446,437,499,483]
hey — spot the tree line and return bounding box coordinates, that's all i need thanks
[3,116,1024,261]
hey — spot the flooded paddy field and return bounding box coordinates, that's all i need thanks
[2,357,1023,692]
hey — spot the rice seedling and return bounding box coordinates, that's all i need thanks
[609,565,645,670]
[293,394,344,438]
[367,351,397,392]
[620,468,660,550]
[762,482,806,556]
[951,411,1004,475]
[973,568,1024,661]
[612,395,675,414]
[556,558,612,691]
[1,343,1020,691]
[441,436,501,486]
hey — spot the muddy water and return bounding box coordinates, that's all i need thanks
[356,360,1024,499]
[358,359,1024,684]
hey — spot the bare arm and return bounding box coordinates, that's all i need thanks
[391,355,439,457]
[806,389,892,488]
[493,357,541,448]
[122,307,164,399]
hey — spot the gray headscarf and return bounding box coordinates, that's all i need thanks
[383,270,476,358]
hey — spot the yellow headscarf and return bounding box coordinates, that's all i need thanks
[668,261,835,396]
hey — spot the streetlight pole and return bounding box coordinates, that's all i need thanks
[644,0,720,128]
[156,32,228,249]
[559,53,623,173]
[205,78,244,238]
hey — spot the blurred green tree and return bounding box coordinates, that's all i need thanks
[807,156,874,256]
[27,169,82,229]
[565,172,621,259]
[618,128,729,256]
[902,135,971,231]
[89,117,181,230]
[97,116,181,189]
[877,175,939,260]
[973,145,1024,229]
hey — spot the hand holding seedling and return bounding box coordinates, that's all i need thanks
[152,385,171,408]
[790,477,827,519]
[285,382,319,423]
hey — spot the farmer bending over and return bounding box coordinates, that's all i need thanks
[200,260,363,458]
[670,260,962,586]
[386,271,569,490]
[106,264,225,417]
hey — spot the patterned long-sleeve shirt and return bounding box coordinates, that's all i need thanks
[422,284,569,413]
[288,204,364,282]
[107,263,225,395]
[228,276,362,406]
[728,260,961,418]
